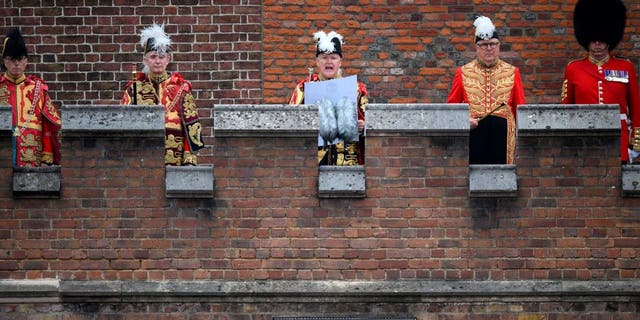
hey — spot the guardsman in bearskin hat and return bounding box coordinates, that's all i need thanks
[121,23,204,166]
[447,16,526,165]
[561,0,640,163]
[0,27,61,167]
[288,30,368,166]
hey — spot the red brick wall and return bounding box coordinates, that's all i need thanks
[1,0,264,108]
[2,2,638,108]
[264,1,640,104]
[2,127,639,281]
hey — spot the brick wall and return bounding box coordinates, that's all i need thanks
[1,0,264,108]
[1,103,640,319]
[2,1,638,108]
[1,1,640,318]
[1,106,639,282]
[263,1,640,104]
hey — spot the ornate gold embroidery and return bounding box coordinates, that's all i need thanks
[139,82,157,105]
[45,99,62,125]
[165,149,181,165]
[150,72,169,83]
[182,151,198,165]
[20,148,38,163]
[561,79,568,102]
[360,95,368,112]
[41,152,54,164]
[461,60,518,164]
[0,86,9,105]
[20,133,40,147]
[165,134,183,150]
[183,93,198,118]
[188,122,204,147]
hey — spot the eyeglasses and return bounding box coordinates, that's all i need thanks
[476,42,500,49]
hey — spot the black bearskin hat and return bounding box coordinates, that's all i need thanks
[574,0,627,51]
[2,27,28,58]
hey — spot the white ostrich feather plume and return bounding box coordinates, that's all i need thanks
[314,30,343,54]
[140,23,172,54]
[473,16,495,41]
[317,98,338,143]
[336,97,358,142]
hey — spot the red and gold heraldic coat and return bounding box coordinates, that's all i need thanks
[288,73,368,165]
[447,59,525,164]
[0,74,61,167]
[121,72,204,166]
[561,56,640,162]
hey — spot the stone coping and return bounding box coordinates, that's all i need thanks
[213,104,470,138]
[2,104,622,139]
[517,104,620,136]
[366,103,469,136]
[2,279,639,302]
[214,104,318,137]
[2,105,165,137]
[61,105,165,137]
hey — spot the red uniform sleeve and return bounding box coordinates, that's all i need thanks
[510,68,526,119]
[40,91,62,165]
[561,63,575,104]
[447,68,465,103]
[627,63,640,132]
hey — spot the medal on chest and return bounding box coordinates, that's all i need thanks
[605,69,629,83]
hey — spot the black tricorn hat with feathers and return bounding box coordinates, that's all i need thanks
[573,0,627,51]
[2,27,28,58]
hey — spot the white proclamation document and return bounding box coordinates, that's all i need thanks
[305,75,358,146]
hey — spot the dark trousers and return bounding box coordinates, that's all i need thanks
[469,115,507,164]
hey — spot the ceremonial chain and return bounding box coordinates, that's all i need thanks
[13,80,41,137]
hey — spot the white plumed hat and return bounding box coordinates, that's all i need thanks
[473,16,498,42]
[140,23,172,54]
[314,30,343,57]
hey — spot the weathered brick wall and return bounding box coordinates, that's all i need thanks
[264,1,640,104]
[2,2,638,107]
[1,111,639,281]
[0,0,263,108]
[1,104,640,318]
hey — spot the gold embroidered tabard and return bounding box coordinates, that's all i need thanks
[121,71,204,166]
[1,73,62,167]
[461,60,518,164]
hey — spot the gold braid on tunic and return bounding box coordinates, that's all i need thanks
[461,59,517,164]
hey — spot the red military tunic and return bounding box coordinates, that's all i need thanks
[447,59,525,164]
[289,73,368,165]
[561,55,640,162]
[122,71,204,166]
[0,73,61,167]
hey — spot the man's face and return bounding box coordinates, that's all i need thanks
[2,56,28,78]
[588,41,609,61]
[143,51,171,75]
[315,53,342,79]
[475,39,501,66]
